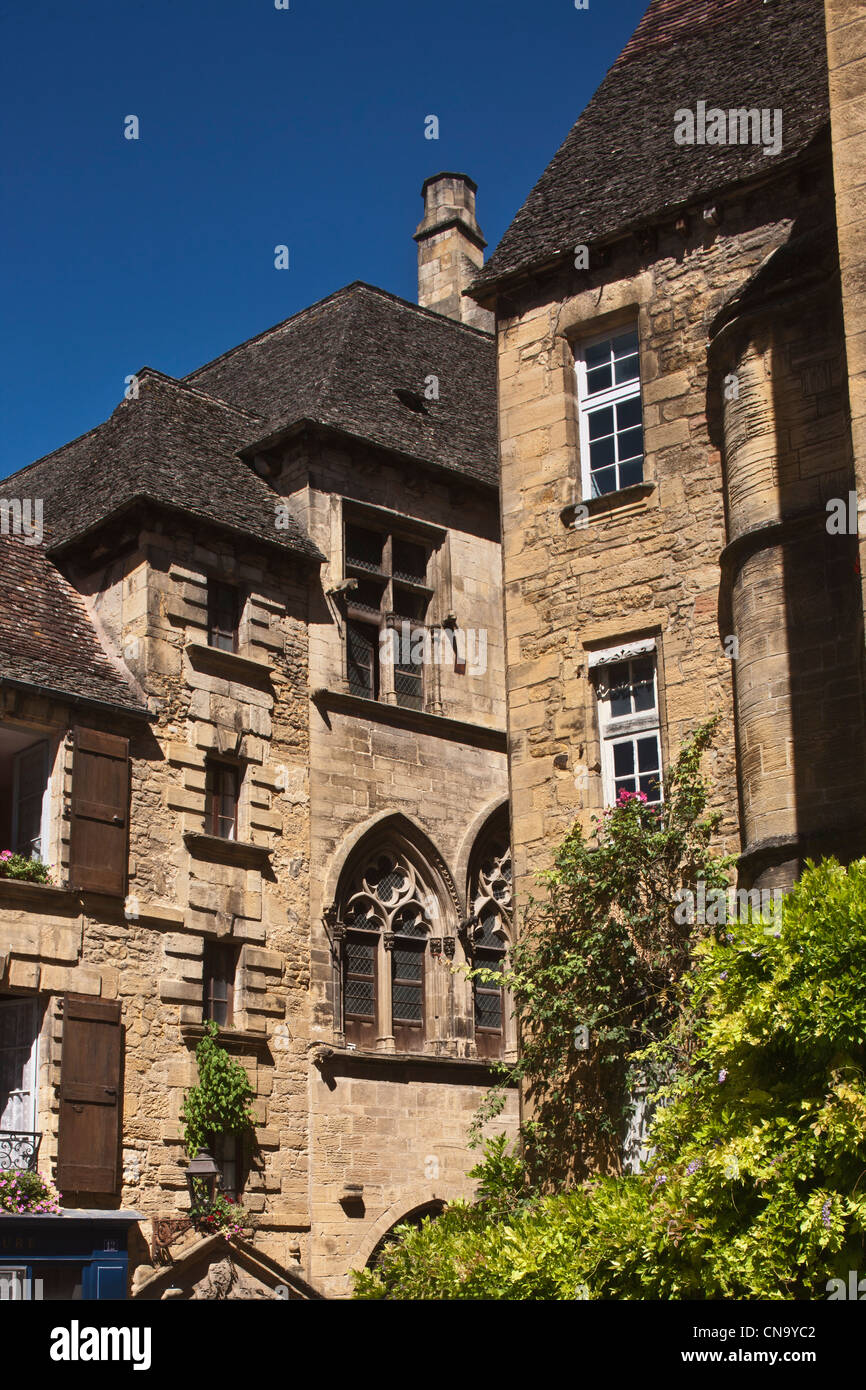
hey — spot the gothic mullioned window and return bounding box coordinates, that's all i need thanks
[340,851,433,1053]
[468,834,512,1059]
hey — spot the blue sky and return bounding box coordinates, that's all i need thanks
[0,0,646,476]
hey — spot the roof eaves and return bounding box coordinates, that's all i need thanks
[237,417,500,494]
[47,493,325,565]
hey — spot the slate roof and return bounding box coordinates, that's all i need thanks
[186,282,499,489]
[7,371,323,561]
[0,533,146,712]
[470,0,830,298]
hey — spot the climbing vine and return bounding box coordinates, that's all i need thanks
[468,719,732,1185]
[181,1022,255,1160]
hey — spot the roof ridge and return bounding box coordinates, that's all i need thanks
[185,281,493,387]
[134,367,267,423]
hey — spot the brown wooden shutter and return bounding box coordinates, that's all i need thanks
[57,994,123,1193]
[69,727,130,896]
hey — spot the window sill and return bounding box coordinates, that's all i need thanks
[180,1023,270,1052]
[560,480,655,528]
[183,832,271,868]
[310,689,506,751]
[184,643,273,685]
[311,1044,518,1080]
[0,878,76,909]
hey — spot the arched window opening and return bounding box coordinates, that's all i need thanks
[338,847,438,1053]
[468,830,512,1059]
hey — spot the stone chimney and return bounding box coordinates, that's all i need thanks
[414,173,494,332]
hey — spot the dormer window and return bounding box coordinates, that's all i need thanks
[576,327,644,498]
[207,581,239,653]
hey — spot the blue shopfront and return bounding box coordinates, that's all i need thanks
[0,1210,142,1300]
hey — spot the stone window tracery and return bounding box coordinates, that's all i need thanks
[468,831,512,1059]
[339,849,434,1052]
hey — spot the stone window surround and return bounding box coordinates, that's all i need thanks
[331,497,452,714]
[593,644,663,807]
[574,322,644,500]
[582,628,669,812]
[557,275,655,517]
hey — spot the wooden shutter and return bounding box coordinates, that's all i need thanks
[69,728,130,896]
[57,994,122,1193]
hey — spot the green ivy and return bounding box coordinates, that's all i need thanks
[181,1021,254,1160]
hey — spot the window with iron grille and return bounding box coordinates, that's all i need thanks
[202,941,238,1027]
[207,581,240,653]
[206,759,240,840]
[343,928,378,1048]
[468,833,512,1059]
[593,648,663,807]
[576,327,644,498]
[347,621,379,700]
[343,518,433,710]
[336,849,433,1051]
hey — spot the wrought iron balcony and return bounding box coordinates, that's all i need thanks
[0,1130,42,1172]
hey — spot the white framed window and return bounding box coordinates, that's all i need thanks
[591,641,662,806]
[575,327,644,499]
[0,995,39,1135]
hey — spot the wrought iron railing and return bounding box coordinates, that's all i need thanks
[0,1130,42,1172]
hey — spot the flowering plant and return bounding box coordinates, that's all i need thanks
[0,851,53,884]
[188,1189,248,1241]
[0,1169,62,1214]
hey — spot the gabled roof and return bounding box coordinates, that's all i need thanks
[185,282,498,489]
[470,0,829,298]
[7,372,322,561]
[0,533,146,712]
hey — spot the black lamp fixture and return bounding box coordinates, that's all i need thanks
[185,1148,221,1211]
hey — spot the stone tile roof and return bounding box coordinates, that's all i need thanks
[0,533,147,712]
[470,0,829,297]
[186,282,499,489]
[8,372,323,561]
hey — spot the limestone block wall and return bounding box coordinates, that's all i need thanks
[309,1061,518,1298]
[712,284,866,884]
[493,160,835,917]
[51,514,317,1273]
[825,0,866,637]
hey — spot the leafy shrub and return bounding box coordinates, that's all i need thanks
[355,857,866,1299]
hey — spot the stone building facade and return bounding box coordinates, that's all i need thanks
[467,0,866,1163]
[0,177,516,1300]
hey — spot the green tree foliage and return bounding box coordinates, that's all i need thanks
[354,858,866,1299]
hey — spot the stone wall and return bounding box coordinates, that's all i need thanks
[493,153,851,918]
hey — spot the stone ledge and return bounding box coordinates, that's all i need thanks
[560,480,656,528]
[0,879,78,911]
[183,832,272,868]
[310,690,506,751]
[311,1044,519,1083]
[180,1023,273,1053]
[185,642,274,687]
